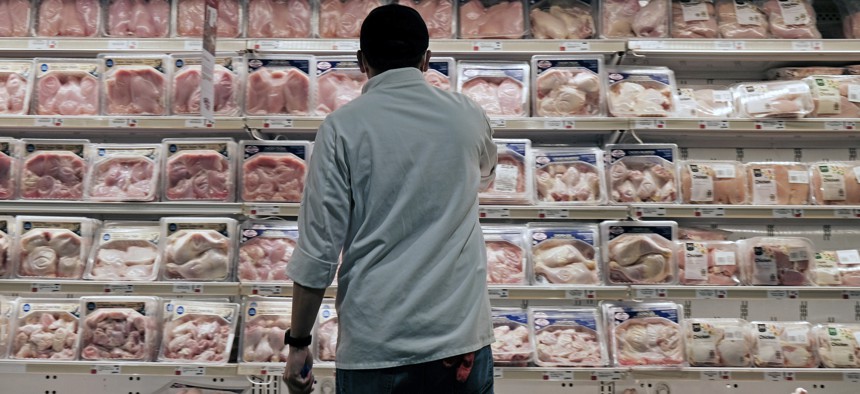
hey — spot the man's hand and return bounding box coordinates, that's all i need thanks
[284,345,314,394]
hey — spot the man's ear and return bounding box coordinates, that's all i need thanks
[420,50,431,73]
[357,50,366,73]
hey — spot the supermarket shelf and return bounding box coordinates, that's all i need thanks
[0,360,238,376]
[628,118,858,133]
[0,201,243,215]
[240,283,337,297]
[239,283,627,300]
[0,38,246,54]
[627,39,860,60]
[248,39,627,55]
[631,367,860,382]
[0,116,246,131]
[629,286,860,300]
[247,117,630,132]
[243,203,301,216]
[631,205,860,220]
[479,205,629,220]
[0,280,240,295]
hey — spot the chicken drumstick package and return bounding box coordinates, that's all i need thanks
[527,224,600,285]
[238,219,298,283]
[240,297,292,363]
[606,143,679,204]
[159,300,240,364]
[600,220,678,285]
[533,147,606,205]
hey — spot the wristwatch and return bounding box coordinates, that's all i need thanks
[284,329,313,348]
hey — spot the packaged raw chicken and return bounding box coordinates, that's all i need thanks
[14,216,97,279]
[0,216,12,277]
[684,318,752,367]
[491,308,533,366]
[173,0,241,37]
[159,217,236,281]
[606,66,677,117]
[675,86,734,118]
[811,250,860,286]
[814,323,860,368]
[738,236,815,286]
[803,75,860,118]
[483,226,527,285]
[810,161,860,205]
[532,55,605,117]
[425,57,455,91]
[715,0,768,39]
[458,61,530,117]
[398,0,454,38]
[0,0,31,37]
[678,226,731,241]
[159,300,239,364]
[35,0,100,37]
[78,296,159,361]
[459,0,527,39]
[0,138,20,200]
[32,59,100,116]
[732,81,814,118]
[103,0,169,37]
[529,0,595,39]
[746,162,810,205]
[671,0,717,38]
[533,147,605,204]
[530,307,607,367]
[240,297,292,363]
[680,160,748,204]
[85,143,161,202]
[161,138,236,202]
[318,0,381,38]
[480,139,533,204]
[0,296,13,358]
[19,139,89,200]
[761,0,820,39]
[768,67,845,80]
[315,56,367,115]
[750,321,818,368]
[600,0,670,38]
[154,382,246,394]
[314,303,337,362]
[169,54,242,117]
[0,60,34,115]
[238,220,297,283]
[678,240,740,285]
[528,224,600,285]
[246,0,312,38]
[84,221,161,281]
[99,54,168,116]
[240,140,310,203]
[606,143,679,203]
[9,298,80,360]
[837,0,860,38]
[603,302,684,367]
[245,54,315,116]
[601,221,678,285]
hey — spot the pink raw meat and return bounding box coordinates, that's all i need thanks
[485,240,523,284]
[21,151,85,200]
[607,233,675,284]
[632,0,668,37]
[601,0,640,37]
[678,242,740,285]
[461,77,524,116]
[532,239,599,285]
[0,0,30,36]
[317,316,337,361]
[424,70,450,90]
[37,0,99,37]
[242,154,306,202]
[615,317,683,366]
[459,0,524,39]
[316,71,367,114]
[246,68,310,115]
[399,0,453,38]
[609,160,677,203]
[247,0,311,38]
[1,72,30,114]
[242,314,289,362]
[671,0,718,38]
[172,65,238,116]
[0,230,8,276]
[18,229,84,278]
[238,237,294,282]
[741,237,813,286]
[715,0,768,39]
[165,150,230,201]
[176,0,240,37]
[89,239,158,280]
[0,152,13,199]
[536,162,601,202]
[536,69,601,116]
[106,0,169,37]
[319,0,381,38]
[105,67,165,115]
[530,4,595,39]
[12,311,78,359]
[81,308,154,360]
[536,325,603,366]
[492,322,531,365]
[163,230,230,280]
[761,0,820,39]
[162,314,232,362]
[36,72,98,115]
[88,156,156,201]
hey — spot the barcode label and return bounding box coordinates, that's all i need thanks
[493,368,504,378]
[493,164,519,193]
[714,251,736,266]
[713,165,736,178]
[712,90,733,103]
[333,41,360,51]
[479,208,510,218]
[172,283,204,293]
[789,248,809,261]
[723,327,743,340]
[263,119,294,128]
[107,40,139,49]
[538,209,569,219]
[785,328,807,343]
[175,366,206,376]
[699,120,730,130]
[755,120,785,130]
[251,285,283,295]
[91,365,121,375]
[566,289,596,299]
[489,119,506,128]
[103,284,134,294]
[695,208,724,217]
[788,170,809,183]
[253,40,282,50]
[473,41,502,51]
[184,40,202,50]
[260,365,285,375]
[634,119,666,129]
[543,371,573,381]
[561,41,590,51]
[635,207,666,217]
[488,288,509,298]
[849,85,860,103]
[543,120,575,129]
[837,249,860,265]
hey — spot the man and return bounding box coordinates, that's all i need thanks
[282,4,497,394]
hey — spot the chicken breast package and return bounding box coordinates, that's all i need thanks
[173,0,241,37]
[85,143,161,202]
[319,0,382,38]
[247,0,312,38]
[768,67,845,80]
[0,60,35,115]
[19,139,89,200]
[245,54,315,116]
[33,59,101,116]
[680,160,748,204]
[530,307,607,367]
[458,61,530,118]
[671,0,717,38]
[161,138,236,202]
[812,250,860,287]
[84,221,161,281]
[738,236,815,286]
[761,0,820,39]
[533,147,606,204]
[747,162,810,205]
[491,308,533,366]
[0,0,32,37]
[606,144,679,204]
[601,220,678,285]
[675,85,735,118]
[103,0,169,37]
[527,224,600,285]
[159,300,239,364]
[315,56,367,115]
[78,296,159,361]
[0,216,13,278]
[685,318,752,367]
[603,302,684,367]
[240,297,292,363]
[532,55,605,117]
[397,0,455,38]
[678,241,740,285]
[732,81,814,119]
[459,0,527,39]
[425,57,455,91]
[240,140,310,203]
[159,217,236,281]
[9,298,80,360]
[606,67,677,117]
[715,0,768,39]
[0,138,21,200]
[169,54,242,117]
[750,321,819,368]
[810,161,860,205]
[483,226,528,285]
[600,0,670,38]
[99,54,169,116]
[480,139,533,204]
[529,0,595,39]
[35,0,101,37]
[14,216,98,280]
[803,76,860,118]
[314,303,338,362]
[238,220,297,283]
[0,296,14,358]
[814,323,860,368]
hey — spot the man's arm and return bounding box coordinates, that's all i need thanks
[479,118,497,190]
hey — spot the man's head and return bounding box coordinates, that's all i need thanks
[358,4,431,77]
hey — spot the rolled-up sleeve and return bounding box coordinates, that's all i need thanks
[287,120,350,289]
[479,118,497,190]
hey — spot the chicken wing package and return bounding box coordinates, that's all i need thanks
[459,0,527,39]
[19,139,89,200]
[0,0,31,37]
[530,307,607,367]
[768,67,845,80]
[715,0,768,38]
[483,226,528,285]
[103,0,169,37]
[532,56,605,117]
[529,0,595,39]
[159,300,239,364]
[684,318,752,367]
[32,59,100,116]
[161,138,236,202]
[533,147,606,204]
[246,0,312,38]
[814,323,860,368]
[603,302,684,367]
[425,57,455,91]
[606,67,677,117]
[0,216,13,278]
[812,250,860,287]
[9,298,80,360]
[240,297,292,363]
[738,236,815,286]
[169,54,242,117]
[606,144,678,203]
[750,321,818,368]
[732,81,814,119]
[810,162,860,205]
[245,54,315,116]
[238,220,297,283]
[680,160,748,204]
[314,303,338,362]
[159,217,236,282]
[761,0,820,39]
[480,139,533,204]
[35,0,101,37]
[803,75,860,118]
[527,224,600,285]
[240,140,310,203]
[491,308,533,366]
[0,60,34,115]
[600,0,670,38]
[601,220,678,285]
[458,61,530,117]
[85,143,161,202]
[315,56,367,115]
[0,296,14,358]
[678,241,740,285]
[318,0,383,38]
[84,221,161,281]
[675,85,734,118]
[0,138,21,200]
[173,0,241,37]
[746,162,810,205]
[99,54,169,116]
[78,296,159,361]
[14,216,97,280]
[671,0,717,38]
[397,0,455,38]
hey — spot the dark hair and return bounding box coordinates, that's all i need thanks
[360,5,430,73]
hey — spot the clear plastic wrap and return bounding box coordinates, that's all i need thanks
[240,140,309,203]
[159,217,235,282]
[812,250,860,286]
[169,54,242,117]
[0,138,20,200]
[684,318,752,367]
[480,139,533,204]
[32,59,100,116]
[425,57,455,91]
[240,297,291,363]
[99,54,168,116]
[314,303,337,362]
[85,143,161,202]
[678,226,731,241]
[459,0,527,39]
[530,307,607,367]
[238,219,297,283]
[318,0,382,38]
[19,139,89,200]
[533,147,605,204]
[161,138,236,202]
[483,226,527,285]
[0,296,13,358]
[803,76,860,118]
[732,80,814,119]
[750,321,818,368]
[601,220,678,285]
[84,221,160,281]
[527,224,600,285]
[398,0,454,38]
[746,162,810,205]
[532,56,604,117]
[9,298,80,360]
[680,160,748,204]
[173,0,241,37]
[760,0,820,39]
[159,300,239,364]
[529,0,595,39]
[0,0,31,37]
[458,61,530,117]
[606,66,677,117]
[810,161,860,205]
[246,0,312,38]
[670,0,717,38]
[245,54,315,116]
[768,67,845,80]
[0,216,12,278]
[603,302,684,367]
[738,236,816,286]
[600,0,669,38]
[315,56,367,115]
[103,0,169,37]
[491,308,533,366]
[606,144,678,204]
[814,323,860,368]
[675,85,734,118]
[678,241,740,285]
[14,216,97,279]
[0,60,34,115]
[715,0,768,39]
[35,0,100,37]
[78,296,159,361]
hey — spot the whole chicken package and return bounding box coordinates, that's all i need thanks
[768,67,845,80]
[159,217,236,281]
[529,0,595,39]
[0,0,31,37]
[103,0,169,37]
[680,160,748,204]
[0,138,21,200]
[33,59,100,115]
[483,226,527,285]
[10,298,80,359]
[761,0,820,39]
[715,0,768,39]
[84,221,161,281]
[398,0,454,38]
[675,85,734,118]
[19,139,89,200]
[671,0,717,38]
[678,241,740,285]
[0,216,12,278]
[601,220,678,285]
[154,382,246,394]
[247,0,312,38]
[99,54,169,116]
[0,296,13,358]
[491,308,533,366]
[240,140,310,203]
[173,0,241,37]
[606,66,677,117]
[528,224,600,285]
[319,0,382,38]
[425,57,455,91]
[240,298,292,363]
[803,76,860,118]
[459,0,527,39]
[14,215,97,279]
[315,56,367,115]
[245,54,315,116]
[838,0,860,39]
[0,60,34,115]
[738,236,815,286]
[238,219,297,283]
[314,303,338,362]
[458,61,530,117]
[747,162,810,205]
[606,143,678,203]
[78,296,159,361]
[684,318,752,367]
[159,300,239,364]
[732,81,814,119]
[35,0,101,37]
[533,147,606,204]
[603,302,684,367]
[169,54,242,117]
[530,307,607,367]
[161,138,236,202]
[480,139,533,204]
[812,250,860,286]
[814,323,860,368]
[810,161,860,205]
[750,321,818,368]
[600,0,670,38]
[85,143,161,202]
[532,55,605,117]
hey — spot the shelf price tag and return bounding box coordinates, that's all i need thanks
[700,371,731,381]
[543,120,575,129]
[773,208,803,218]
[246,205,281,215]
[90,365,122,375]
[834,209,860,218]
[172,283,204,294]
[479,208,510,219]
[34,117,63,127]
[107,40,139,50]
[28,39,58,49]
[252,41,282,50]
[183,40,203,50]
[103,284,135,294]
[332,41,360,51]
[590,371,622,381]
[185,118,215,128]
[629,40,665,50]
[844,372,860,383]
[791,41,823,51]
[842,290,860,300]
[493,368,504,378]
[472,41,502,51]
[694,207,725,217]
[699,120,730,130]
[175,366,206,376]
[634,207,666,217]
[31,283,61,293]
[262,119,294,129]
[696,289,728,299]
[635,288,668,298]
[561,41,590,51]
[755,120,785,130]
[488,288,509,299]
[633,119,666,129]
[538,209,569,219]
[489,119,506,128]
[767,289,798,299]
[260,365,286,376]
[108,118,138,128]
[543,370,574,381]
[251,285,283,296]
[825,121,856,131]
[566,289,596,300]
[714,41,744,50]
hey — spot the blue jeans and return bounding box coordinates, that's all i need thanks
[335,345,494,394]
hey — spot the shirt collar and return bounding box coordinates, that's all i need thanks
[362,68,425,94]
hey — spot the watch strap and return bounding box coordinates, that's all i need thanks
[284,329,313,348]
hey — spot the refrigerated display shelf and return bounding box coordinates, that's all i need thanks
[631,205,860,220]
[0,280,240,295]
[477,206,629,220]
[629,286,860,300]
[0,201,243,215]
[627,39,860,60]
[0,116,245,131]
[245,117,632,132]
[627,119,859,132]
[0,360,238,376]
[0,38,246,54]
[238,284,628,300]
[248,39,628,55]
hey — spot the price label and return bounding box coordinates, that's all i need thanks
[251,285,283,296]
[844,372,860,383]
[767,289,798,299]
[90,365,121,375]
[834,209,860,218]
[489,119,507,128]
[629,40,665,50]
[773,208,803,218]
[634,207,667,217]
[791,41,823,51]
[538,209,569,219]
[566,289,596,300]
[252,41,282,50]
[543,120,575,129]
[108,118,138,128]
[246,205,281,215]
[107,40,139,50]
[699,120,730,130]
[488,288,509,299]
[184,40,203,50]
[694,208,725,217]
[479,208,510,218]
[172,283,204,294]
[837,249,860,265]
[185,118,215,128]
[493,368,504,378]
[31,283,61,293]
[590,371,623,381]
[561,41,590,51]
[333,41,360,51]
[34,117,63,127]
[696,289,728,299]
[635,288,668,298]
[175,366,206,376]
[633,119,666,129]
[713,41,745,50]
[262,119,294,129]
[28,39,58,49]
[260,365,286,375]
[701,371,732,380]
[103,284,134,294]
[543,370,573,381]
[825,121,856,131]
[842,290,860,300]
[472,41,502,51]
[755,120,785,130]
